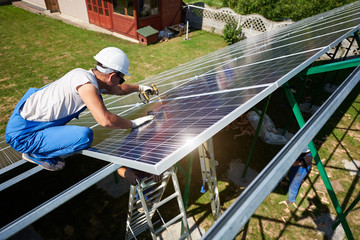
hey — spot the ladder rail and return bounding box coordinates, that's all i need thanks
[125,167,191,240]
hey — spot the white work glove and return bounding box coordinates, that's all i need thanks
[131,115,154,128]
[139,85,153,92]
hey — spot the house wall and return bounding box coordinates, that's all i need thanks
[161,0,182,28]
[139,14,162,30]
[138,0,182,31]
[84,0,183,40]
[58,0,89,22]
[23,0,47,9]
[112,14,137,38]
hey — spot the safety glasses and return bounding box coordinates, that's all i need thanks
[115,71,126,84]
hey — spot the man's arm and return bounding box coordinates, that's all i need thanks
[77,83,133,129]
[105,83,139,95]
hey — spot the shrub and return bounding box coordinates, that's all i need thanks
[222,20,242,45]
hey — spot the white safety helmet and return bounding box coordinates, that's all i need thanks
[94,47,130,75]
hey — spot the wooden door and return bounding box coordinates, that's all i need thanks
[45,0,60,13]
[85,0,113,29]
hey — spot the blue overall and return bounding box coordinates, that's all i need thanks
[5,88,93,159]
[288,153,312,203]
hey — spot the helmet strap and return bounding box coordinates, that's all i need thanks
[95,64,114,74]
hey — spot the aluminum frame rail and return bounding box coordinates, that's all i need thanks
[202,65,360,239]
[0,163,120,239]
[0,165,42,191]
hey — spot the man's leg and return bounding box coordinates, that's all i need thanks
[288,166,310,203]
[29,125,93,159]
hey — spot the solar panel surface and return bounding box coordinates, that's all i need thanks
[80,2,360,174]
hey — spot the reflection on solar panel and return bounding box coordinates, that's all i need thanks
[79,2,360,174]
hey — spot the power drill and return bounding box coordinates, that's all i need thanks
[138,83,159,104]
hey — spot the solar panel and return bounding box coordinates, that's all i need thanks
[80,2,360,174]
[0,138,21,169]
[1,2,359,172]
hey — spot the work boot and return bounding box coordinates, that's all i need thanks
[22,153,65,171]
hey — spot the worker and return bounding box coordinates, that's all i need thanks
[5,47,155,172]
[287,146,313,205]
[117,167,163,186]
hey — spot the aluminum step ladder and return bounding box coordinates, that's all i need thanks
[198,138,221,220]
[125,167,191,240]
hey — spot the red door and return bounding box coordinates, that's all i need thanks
[85,0,113,30]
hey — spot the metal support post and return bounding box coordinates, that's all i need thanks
[283,83,354,240]
[125,167,191,240]
[282,76,308,135]
[299,58,360,76]
[171,168,191,240]
[332,191,360,229]
[353,30,360,51]
[181,153,193,235]
[185,6,189,40]
[242,95,271,178]
[198,138,221,220]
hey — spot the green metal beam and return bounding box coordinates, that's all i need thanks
[299,58,360,76]
[332,191,360,229]
[283,83,354,240]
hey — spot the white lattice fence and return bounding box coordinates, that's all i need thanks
[186,3,293,37]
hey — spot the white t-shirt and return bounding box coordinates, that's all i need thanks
[20,69,100,122]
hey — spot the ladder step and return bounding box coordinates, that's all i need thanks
[131,209,155,222]
[148,192,179,212]
[125,168,190,240]
[154,213,184,235]
[131,219,161,236]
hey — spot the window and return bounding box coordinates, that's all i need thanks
[139,0,158,18]
[113,0,134,17]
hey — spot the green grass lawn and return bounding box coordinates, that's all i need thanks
[1,3,359,240]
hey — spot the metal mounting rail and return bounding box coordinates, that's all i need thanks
[0,159,25,175]
[202,66,360,240]
[0,163,120,239]
[0,166,42,191]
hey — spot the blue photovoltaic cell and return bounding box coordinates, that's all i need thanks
[80,2,360,174]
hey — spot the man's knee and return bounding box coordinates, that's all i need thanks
[77,127,93,149]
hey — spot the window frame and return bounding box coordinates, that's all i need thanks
[138,0,159,19]
[113,0,135,18]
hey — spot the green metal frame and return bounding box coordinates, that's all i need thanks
[283,82,354,240]
[281,75,308,135]
[332,192,360,229]
[299,58,360,76]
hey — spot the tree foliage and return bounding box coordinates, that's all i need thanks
[221,0,357,21]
